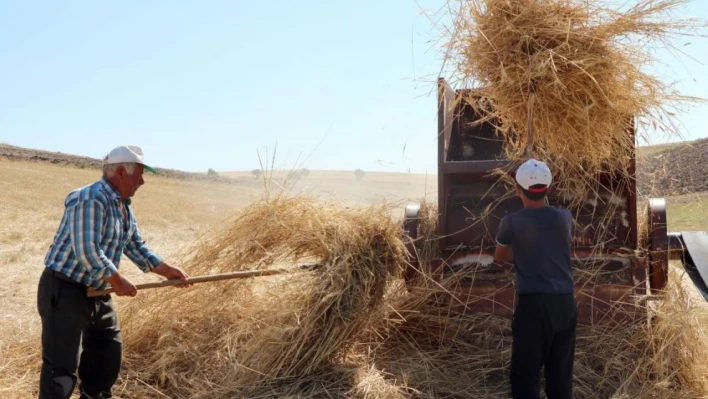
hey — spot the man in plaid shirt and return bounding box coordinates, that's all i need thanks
[38,145,190,399]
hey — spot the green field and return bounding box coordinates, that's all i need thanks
[667,193,708,231]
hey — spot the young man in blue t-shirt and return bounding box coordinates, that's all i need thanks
[494,158,577,399]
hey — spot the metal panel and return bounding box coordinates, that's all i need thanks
[648,198,669,290]
[449,96,506,161]
[438,77,456,164]
[442,160,511,175]
[438,78,457,251]
[681,231,708,301]
[441,177,634,250]
[627,119,639,249]
[434,250,635,285]
[438,283,641,326]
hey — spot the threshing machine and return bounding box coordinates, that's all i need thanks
[402,77,708,325]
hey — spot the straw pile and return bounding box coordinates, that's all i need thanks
[441,0,703,204]
[115,194,408,398]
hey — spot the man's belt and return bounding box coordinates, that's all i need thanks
[49,269,88,288]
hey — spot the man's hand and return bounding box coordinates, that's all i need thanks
[105,272,138,297]
[152,262,192,288]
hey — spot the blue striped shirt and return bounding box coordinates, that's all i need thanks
[44,178,164,289]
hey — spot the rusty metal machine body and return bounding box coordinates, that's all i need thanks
[403,78,708,325]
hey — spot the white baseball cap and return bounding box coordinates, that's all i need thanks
[515,158,552,192]
[103,145,157,174]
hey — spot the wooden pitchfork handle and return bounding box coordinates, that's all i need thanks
[86,264,321,297]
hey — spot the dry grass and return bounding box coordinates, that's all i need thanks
[438,0,705,205]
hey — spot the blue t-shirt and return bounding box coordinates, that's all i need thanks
[496,206,574,294]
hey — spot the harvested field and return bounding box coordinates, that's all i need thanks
[637,138,708,197]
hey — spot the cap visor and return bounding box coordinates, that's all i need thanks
[142,164,158,174]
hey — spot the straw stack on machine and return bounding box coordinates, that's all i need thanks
[443,0,700,203]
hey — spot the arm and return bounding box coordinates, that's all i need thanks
[123,223,164,273]
[124,223,190,284]
[494,216,514,263]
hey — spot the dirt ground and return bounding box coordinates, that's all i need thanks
[637,138,708,197]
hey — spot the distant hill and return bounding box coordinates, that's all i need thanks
[2,140,707,197]
[637,138,708,197]
[636,142,683,158]
[0,143,233,183]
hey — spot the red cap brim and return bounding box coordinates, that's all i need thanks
[527,186,548,193]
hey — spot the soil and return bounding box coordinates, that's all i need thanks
[637,138,708,197]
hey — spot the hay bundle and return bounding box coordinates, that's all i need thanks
[443,0,702,202]
[118,195,407,398]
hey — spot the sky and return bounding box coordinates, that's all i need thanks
[1,1,708,175]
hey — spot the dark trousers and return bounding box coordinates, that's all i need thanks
[37,269,122,399]
[510,293,577,399]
